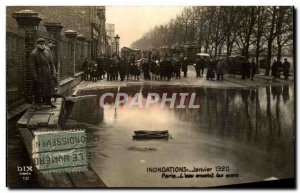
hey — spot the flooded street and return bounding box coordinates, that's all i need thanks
[67,85,294,187]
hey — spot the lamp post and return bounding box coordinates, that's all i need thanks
[115,34,120,56]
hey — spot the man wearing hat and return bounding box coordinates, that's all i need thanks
[46,38,58,88]
[28,37,57,108]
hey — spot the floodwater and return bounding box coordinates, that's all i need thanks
[67,85,295,187]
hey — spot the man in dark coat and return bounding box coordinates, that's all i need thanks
[200,57,206,77]
[96,55,105,80]
[216,59,226,81]
[45,39,58,90]
[106,58,113,81]
[282,58,291,80]
[181,57,188,77]
[241,59,249,80]
[277,60,283,78]
[119,57,127,81]
[159,58,166,80]
[142,59,151,80]
[271,60,278,80]
[125,59,131,80]
[174,58,181,79]
[206,58,216,80]
[82,58,89,81]
[250,59,258,80]
[91,61,98,82]
[150,59,156,80]
[194,57,201,78]
[165,57,173,81]
[29,38,56,107]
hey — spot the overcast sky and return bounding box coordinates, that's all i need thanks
[106,6,184,48]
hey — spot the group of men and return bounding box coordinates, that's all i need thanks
[272,59,291,80]
[194,57,258,81]
[28,37,57,108]
[82,54,292,83]
[82,55,190,82]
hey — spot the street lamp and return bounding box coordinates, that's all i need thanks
[115,34,120,56]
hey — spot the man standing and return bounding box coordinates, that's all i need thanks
[182,57,188,77]
[282,58,291,80]
[250,59,258,81]
[174,58,181,79]
[45,39,58,90]
[277,59,283,78]
[194,57,201,78]
[271,60,278,80]
[96,55,105,80]
[29,38,56,108]
[216,59,225,81]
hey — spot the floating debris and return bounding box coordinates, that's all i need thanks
[132,130,169,140]
[128,146,157,151]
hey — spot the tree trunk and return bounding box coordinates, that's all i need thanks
[265,7,277,76]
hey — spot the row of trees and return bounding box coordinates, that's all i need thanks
[131,6,293,75]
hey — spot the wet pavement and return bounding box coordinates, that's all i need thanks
[65,84,295,187]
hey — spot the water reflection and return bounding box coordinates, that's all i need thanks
[68,85,294,187]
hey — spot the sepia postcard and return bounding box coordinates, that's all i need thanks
[6,5,295,188]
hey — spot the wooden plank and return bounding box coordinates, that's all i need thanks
[48,115,59,128]
[27,114,51,128]
[37,114,51,127]
[35,107,53,114]
[17,108,36,128]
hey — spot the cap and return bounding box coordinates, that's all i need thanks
[36,38,46,44]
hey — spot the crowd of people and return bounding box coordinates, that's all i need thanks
[82,54,292,83]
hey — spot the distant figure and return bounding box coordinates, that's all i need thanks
[174,58,181,79]
[250,59,258,81]
[182,57,188,77]
[277,59,283,78]
[271,60,278,80]
[91,62,98,82]
[82,58,89,81]
[282,58,291,80]
[206,58,216,80]
[150,59,156,80]
[142,59,151,80]
[194,57,201,78]
[119,57,127,81]
[200,57,206,77]
[28,38,56,108]
[96,55,105,80]
[165,57,173,81]
[216,59,225,81]
[132,62,140,80]
[153,60,160,80]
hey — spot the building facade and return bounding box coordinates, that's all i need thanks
[105,23,116,57]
